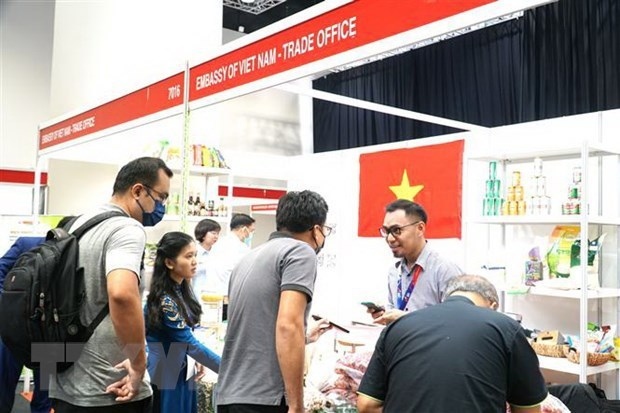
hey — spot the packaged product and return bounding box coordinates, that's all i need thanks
[524,247,543,283]
[568,233,606,288]
[546,226,580,278]
[164,146,183,169]
[201,146,222,168]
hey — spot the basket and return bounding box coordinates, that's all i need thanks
[530,341,567,358]
[563,346,612,366]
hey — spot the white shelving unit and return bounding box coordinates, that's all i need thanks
[466,134,620,387]
[165,166,234,229]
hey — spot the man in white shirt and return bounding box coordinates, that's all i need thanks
[207,213,255,295]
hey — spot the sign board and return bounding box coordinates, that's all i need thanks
[189,0,496,101]
[251,204,278,212]
[38,72,185,150]
[37,0,555,152]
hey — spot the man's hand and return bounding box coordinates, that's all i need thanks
[372,309,406,325]
[194,363,206,382]
[357,393,384,413]
[367,308,385,320]
[105,358,145,402]
[306,317,332,344]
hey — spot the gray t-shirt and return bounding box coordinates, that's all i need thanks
[387,242,463,312]
[49,203,152,406]
[216,232,317,406]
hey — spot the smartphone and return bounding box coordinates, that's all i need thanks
[361,302,385,313]
[311,314,350,333]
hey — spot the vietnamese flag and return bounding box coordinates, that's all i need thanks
[358,140,464,238]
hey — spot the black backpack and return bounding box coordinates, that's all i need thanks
[0,211,126,372]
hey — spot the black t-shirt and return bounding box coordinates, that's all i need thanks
[358,296,547,413]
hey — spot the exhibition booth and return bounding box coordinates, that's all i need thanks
[7,0,620,410]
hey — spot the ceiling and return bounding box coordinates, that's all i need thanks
[223,0,324,34]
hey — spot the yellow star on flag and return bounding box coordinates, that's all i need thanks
[389,170,424,200]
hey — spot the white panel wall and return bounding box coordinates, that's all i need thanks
[0,0,55,169]
[190,88,303,155]
[50,0,223,117]
[47,159,119,215]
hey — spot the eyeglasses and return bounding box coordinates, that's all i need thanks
[142,184,168,204]
[322,225,333,237]
[379,221,421,238]
[312,225,333,237]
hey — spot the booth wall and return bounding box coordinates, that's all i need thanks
[0,0,55,170]
[47,159,119,215]
[287,134,468,323]
[49,0,223,117]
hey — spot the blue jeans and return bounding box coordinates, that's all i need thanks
[0,338,51,413]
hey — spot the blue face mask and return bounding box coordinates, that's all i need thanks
[244,232,253,247]
[142,200,165,227]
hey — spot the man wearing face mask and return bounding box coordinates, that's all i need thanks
[49,157,172,412]
[216,190,330,413]
[206,213,256,295]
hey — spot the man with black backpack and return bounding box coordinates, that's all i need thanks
[0,216,74,413]
[45,157,173,412]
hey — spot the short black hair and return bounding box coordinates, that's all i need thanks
[112,157,173,195]
[276,190,328,233]
[230,213,255,230]
[194,219,221,242]
[385,199,427,224]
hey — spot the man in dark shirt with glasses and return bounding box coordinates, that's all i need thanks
[370,199,463,325]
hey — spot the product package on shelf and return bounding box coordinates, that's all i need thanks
[145,140,183,169]
[482,161,502,216]
[524,246,544,284]
[191,144,230,169]
[485,157,556,217]
[528,157,551,215]
[544,226,606,289]
[183,193,228,217]
[562,323,616,366]
[141,140,231,171]
[562,166,582,215]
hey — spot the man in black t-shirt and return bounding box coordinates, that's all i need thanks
[357,275,547,413]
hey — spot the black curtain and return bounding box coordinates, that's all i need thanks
[312,0,620,153]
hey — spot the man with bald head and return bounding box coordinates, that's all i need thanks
[358,275,547,413]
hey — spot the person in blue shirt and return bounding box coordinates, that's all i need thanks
[0,216,73,413]
[145,231,221,413]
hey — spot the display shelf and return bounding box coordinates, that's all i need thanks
[538,356,620,376]
[467,215,620,226]
[171,166,231,177]
[467,142,620,163]
[163,214,230,223]
[527,287,620,299]
[466,135,620,385]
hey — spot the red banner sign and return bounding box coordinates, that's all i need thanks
[190,0,495,101]
[39,72,185,150]
[251,204,278,212]
[0,169,48,185]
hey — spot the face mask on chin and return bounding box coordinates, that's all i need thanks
[138,199,166,227]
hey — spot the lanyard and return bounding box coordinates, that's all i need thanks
[396,264,422,311]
